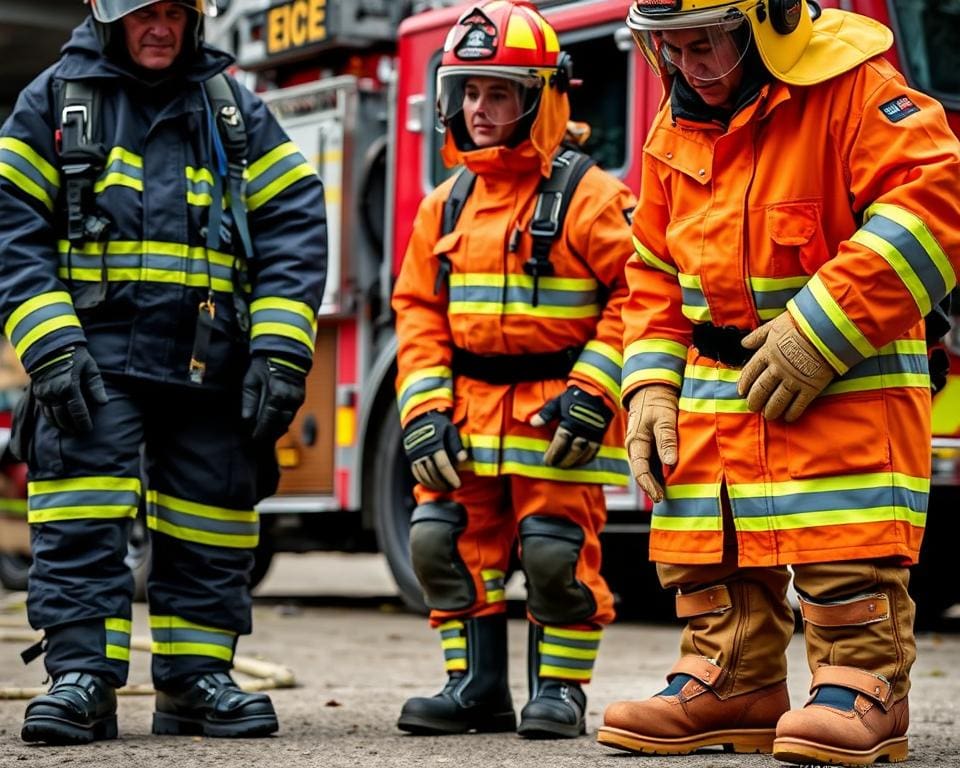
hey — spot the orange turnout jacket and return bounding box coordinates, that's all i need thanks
[394,82,635,486]
[622,43,960,566]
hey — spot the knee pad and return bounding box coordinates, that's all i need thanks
[797,591,891,628]
[409,501,475,610]
[519,516,595,624]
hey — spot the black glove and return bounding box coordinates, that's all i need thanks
[530,385,613,468]
[30,346,108,435]
[241,356,307,443]
[402,410,467,491]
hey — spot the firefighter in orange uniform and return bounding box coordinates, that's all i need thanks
[597,0,960,765]
[392,0,635,739]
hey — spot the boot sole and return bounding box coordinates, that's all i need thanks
[21,714,118,745]
[397,710,516,735]
[152,711,278,738]
[517,716,586,739]
[597,725,776,755]
[773,735,909,765]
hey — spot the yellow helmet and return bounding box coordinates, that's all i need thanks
[626,0,812,84]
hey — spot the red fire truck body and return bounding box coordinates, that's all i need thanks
[203,0,960,621]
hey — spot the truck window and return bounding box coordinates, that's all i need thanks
[426,24,631,188]
[889,0,960,107]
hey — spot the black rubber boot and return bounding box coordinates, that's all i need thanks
[21,671,118,745]
[518,624,587,738]
[398,614,515,735]
[153,672,278,737]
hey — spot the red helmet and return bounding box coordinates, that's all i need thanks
[436,1,566,129]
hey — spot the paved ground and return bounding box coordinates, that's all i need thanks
[0,553,958,767]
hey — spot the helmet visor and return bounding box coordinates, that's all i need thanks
[627,4,754,82]
[436,67,545,129]
[88,0,217,23]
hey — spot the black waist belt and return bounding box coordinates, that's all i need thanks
[691,323,755,366]
[452,346,582,385]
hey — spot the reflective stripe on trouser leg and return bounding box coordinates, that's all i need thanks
[439,620,467,672]
[42,617,132,688]
[150,615,238,664]
[657,497,793,698]
[536,625,601,683]
[792,560,916,703]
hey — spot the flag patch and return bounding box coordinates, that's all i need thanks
[879,95,920,123]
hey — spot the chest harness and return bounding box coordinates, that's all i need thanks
[54,73,252,383]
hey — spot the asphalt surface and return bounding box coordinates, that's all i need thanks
[0,553,958,767]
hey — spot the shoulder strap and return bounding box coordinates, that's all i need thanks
[524,148,595,306]
[434,168,477,295]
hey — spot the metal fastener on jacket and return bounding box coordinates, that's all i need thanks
[698,168,705,176]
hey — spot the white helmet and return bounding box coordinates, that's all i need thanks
[86,0,218,24]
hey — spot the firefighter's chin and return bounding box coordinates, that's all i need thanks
[468,122,510,148]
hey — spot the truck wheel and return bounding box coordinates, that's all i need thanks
[0,552,30,591]
[910,485,959,629]
[370,406,427,614]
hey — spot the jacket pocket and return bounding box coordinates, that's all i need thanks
[785,393,890,479]
[766,201,829,275]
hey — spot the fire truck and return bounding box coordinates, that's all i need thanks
[11,0,954,619]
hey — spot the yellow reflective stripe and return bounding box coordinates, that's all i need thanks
[446,658,468,671]
[651,515,723,532]
[28,506,137,524]
[932,376,960,434]
[247,141,298,180]
[93,172,143,194]
[729,472,928,498]
[625,338,687,358]
[632,236,677,276]
[852,228,931,314]
[623,368,683,390]
[246,164,316,211]
[397,365,453,400]
[58,267,232,294]
[4,291,74,340]
[449,273,598,292]
[186,166,214,184]
[249,297,318,327]
[148,490,256,523]
[0,136,59,186]
[250,321,313,349]
[0,161,55,210]
[824,372,929,395]
[497,461,628,485]
[449,302,599,318]
[735,506,926,532]
[106,645,131,661]
[540,642,597,660]
[868,202,955,294]
[486,589,505,603]
[29,476,141,495]
[104,146,143,169]
[399,388,453,423]
[789,276,875,373]
[481,568,505,581]
[437,620,464,632]
[543,627,602,641]
[106,618,132,633]
[539,665,592,680]
[150,642,234,661]
[59,240,235,268]
[441,638,466,651]
[14,315,83,359]
[149,615,236,634]
[750,275,809,291]
[678,396,750,414]
[147,517,258,548]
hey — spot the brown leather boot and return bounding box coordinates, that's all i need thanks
[773,665,909,766]
[597,655,790,755]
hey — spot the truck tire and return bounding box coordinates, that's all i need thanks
[0,552,30,591]
[910,485,959,629]
[369,405,427,614]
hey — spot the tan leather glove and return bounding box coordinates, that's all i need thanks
[737,312,835,422]
[624,384,678,503]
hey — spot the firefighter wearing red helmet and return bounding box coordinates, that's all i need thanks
[1,0,326,746]
[598,0,960,764]
[392,0,636,739]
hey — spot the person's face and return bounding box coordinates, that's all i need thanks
[122,2,189,70]
[658,27,746,110]
[462,77,523,148]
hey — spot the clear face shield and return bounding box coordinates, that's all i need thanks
[628,3,754,83]
[87,0,217,23]
[436,67,545,131]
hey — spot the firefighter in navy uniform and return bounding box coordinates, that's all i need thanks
[392,0,635,739]
[0,0,326,744]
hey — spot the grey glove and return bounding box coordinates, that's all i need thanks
[402,410,467,491]
[30,346,108,435]
[241,356,307,443]
[530,385,613,468]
